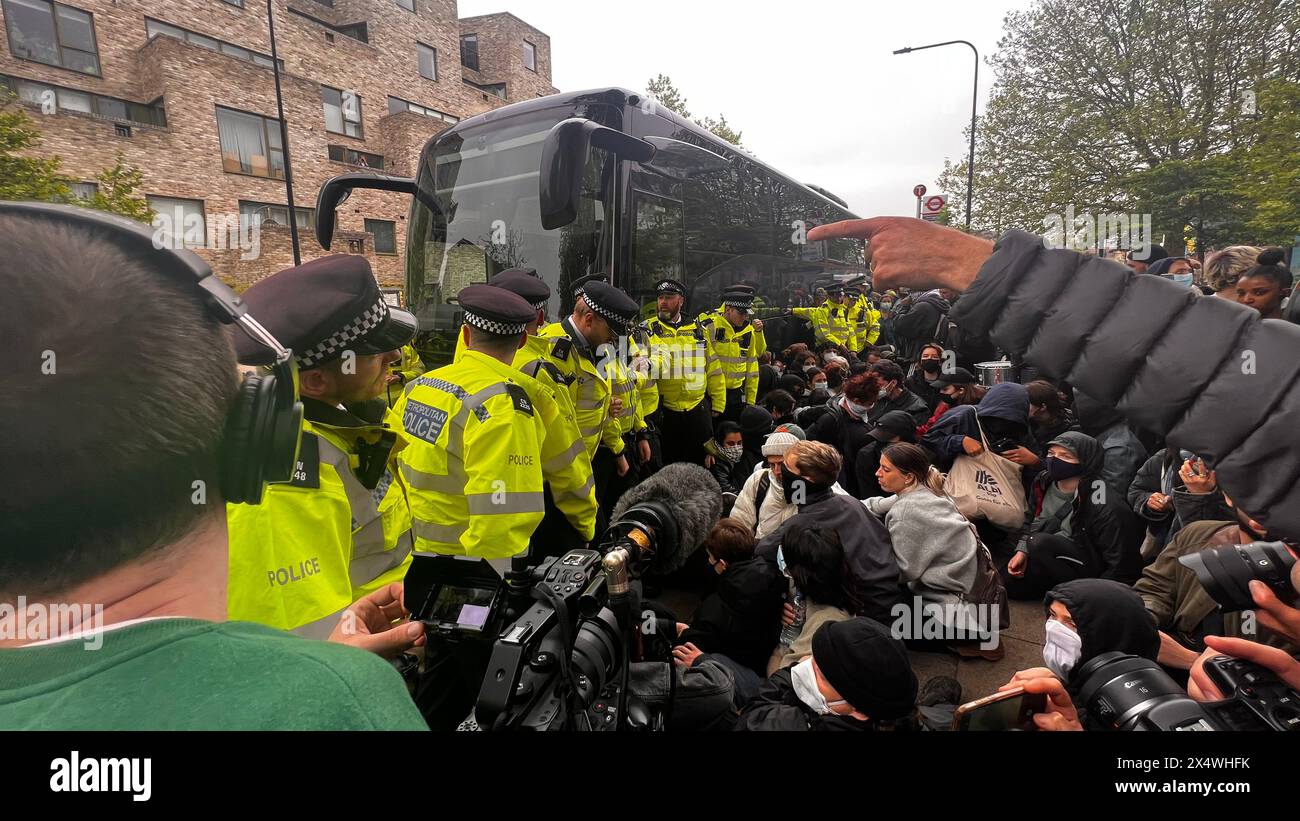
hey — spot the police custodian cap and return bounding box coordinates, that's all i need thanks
[570,272,609,298]
[490,268,550,309]
[722,284,755,311]
[234,254,417,369]
[581,280,639,335]
[655,278,686,295]
[455,284,536,336]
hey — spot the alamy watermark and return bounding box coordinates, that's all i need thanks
[1041,205,1153,260]
[890,596,1002,650]
[0,597,105,650]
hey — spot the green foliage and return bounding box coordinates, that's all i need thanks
[82,153,153,223]
[0,95,72,203]
[645,74,744,146]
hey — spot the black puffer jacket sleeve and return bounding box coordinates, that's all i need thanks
[950,230,1300,541]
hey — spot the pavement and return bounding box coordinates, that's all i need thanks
[656,589,1047,707]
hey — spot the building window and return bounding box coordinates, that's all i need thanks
[114,123,130,137]
[217,106,285,179]
[321,86,362,138]
[68,180,97,199]
[3,0,101,75]
[459,33,478,71]
[522,40,536,72]
[365,219,396,255]
[147,196,206,249]
[1,74,167,126]
[221,0,244,7]
[386,95,458,124]
[328,144,384,170]
[145,18,280,69]
[416,42,436,81]
[239,200,315,231]
[395,0,414,10]
[463,78,505,99]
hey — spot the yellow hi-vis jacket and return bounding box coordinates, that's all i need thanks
[644,315,726,412]
[846,296,880,351]
[697,310,764,405]
[385,343,427,407]
[394,350,550,560]
[536,319,623,459]
[792,300,852,346]
[226,401,415,637]
[513,334,599,541]
[628,337,660,419]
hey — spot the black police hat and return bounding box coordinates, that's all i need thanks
[825,282,845,296]
[490,268,550,309]
[454,284,536,336]
[570,272,609,297]
[722,285,755,312]
[655,278,686,296]
[581,280,639,335]
[234,254,417,369]
[931,367,977,388]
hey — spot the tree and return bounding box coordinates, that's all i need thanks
[1232,78,1300,245]
[645,74,744,146]
[82,153,153,223]
[0,95,72,203]
[946,0,1300,243]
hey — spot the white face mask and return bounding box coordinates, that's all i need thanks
[877,387,891,400]
[845,397,872,418]
[790,657,832,714]
[1043,618,1083,680]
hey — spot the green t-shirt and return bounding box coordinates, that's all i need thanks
[0,618,427,730]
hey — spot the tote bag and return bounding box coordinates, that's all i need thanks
[943,417,1026,529]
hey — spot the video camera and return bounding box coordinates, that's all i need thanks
[1074,651,1300,731]
[404,463,721,731]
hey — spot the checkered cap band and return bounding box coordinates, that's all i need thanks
[463,310,527,336]
[656,280,684,294]
[530,299,547,311]
[724,298,753,310]
[297,297,390,369]
[583,294,629,329]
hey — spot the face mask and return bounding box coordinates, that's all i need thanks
[921,360,941,375]
[721,444,743,461]
[1166,273,1194,287]
[877,387,890,400]
[776,546,789,577]
[1046,455,1086,482]
[813,381,827,390]
[1043,618,1083,680]
[802,364,817,374]
[845,398,872,418]
[823,352,837,364]
[790,658,833,715]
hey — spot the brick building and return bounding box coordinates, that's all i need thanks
[0,0,556,292]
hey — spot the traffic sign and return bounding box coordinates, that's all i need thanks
[913,184,927,198]
[921,194,947,222]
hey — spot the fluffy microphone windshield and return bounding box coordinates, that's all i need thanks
[611,463,722,574]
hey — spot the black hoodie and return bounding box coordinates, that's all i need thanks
[1045,578,1160,682]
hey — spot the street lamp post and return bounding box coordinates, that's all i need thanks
[894,40,979,232]
[267,0,301,265]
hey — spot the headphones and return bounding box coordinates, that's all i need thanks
[1,201,303,505]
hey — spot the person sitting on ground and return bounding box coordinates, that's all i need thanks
[1127,448,1232,560]
[1005,432,1143,600]
[1235,248,1292,320]
[865,443,994,658]
[767,525,860,674]
[915,366,986,436]
[1134,494,1297,672]
[1025,379,1078,463]
[853,410,917,500]
[906,342,948,413]
[922,381,1036,479]
[762,388,797,427]
[807,371,884,497]
[866,359,930,426]
[774,373,808,406]
[706,421,749,498]
[738,618,919,732]
[998,578,1160,731]
[672,518,786,698]
[755,441,901,625]
[730,426,852,539]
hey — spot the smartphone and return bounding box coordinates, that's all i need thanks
[952,687,1047,731]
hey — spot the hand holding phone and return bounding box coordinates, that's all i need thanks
[952,686,1046,731]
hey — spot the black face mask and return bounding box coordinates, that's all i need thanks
[921,360,941,375]
[780,468,831,504]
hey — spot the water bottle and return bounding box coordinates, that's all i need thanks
[780,584,806,646]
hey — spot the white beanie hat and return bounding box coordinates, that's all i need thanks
[762,431,801,457]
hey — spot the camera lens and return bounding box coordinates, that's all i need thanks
[1075,652,1208,730]
[1179,541,1297,613]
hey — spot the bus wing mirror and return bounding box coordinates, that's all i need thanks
[638,137,731,179]
[540,118,655,230]
[316,172,417,250]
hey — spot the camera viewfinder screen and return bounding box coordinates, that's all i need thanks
[430,585,495,631]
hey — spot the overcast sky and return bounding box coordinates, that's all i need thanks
[458,0,1037,217]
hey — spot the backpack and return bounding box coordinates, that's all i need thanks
[750,472,772,536]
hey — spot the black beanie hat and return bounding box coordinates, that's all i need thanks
[811,618,918,720]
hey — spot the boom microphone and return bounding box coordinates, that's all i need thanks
[609,463,722,575]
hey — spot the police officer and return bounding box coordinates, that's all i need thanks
[792,281,852,347]
[645,278,725,466]
[844,275,879,354]
[491,268,598,555]
[396,284,552,561]
[226,255,418,638]
[698,285,765,422]
[385,341,427,407]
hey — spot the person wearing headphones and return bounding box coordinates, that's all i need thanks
[0,202,425,729]
[225,255,420,638]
